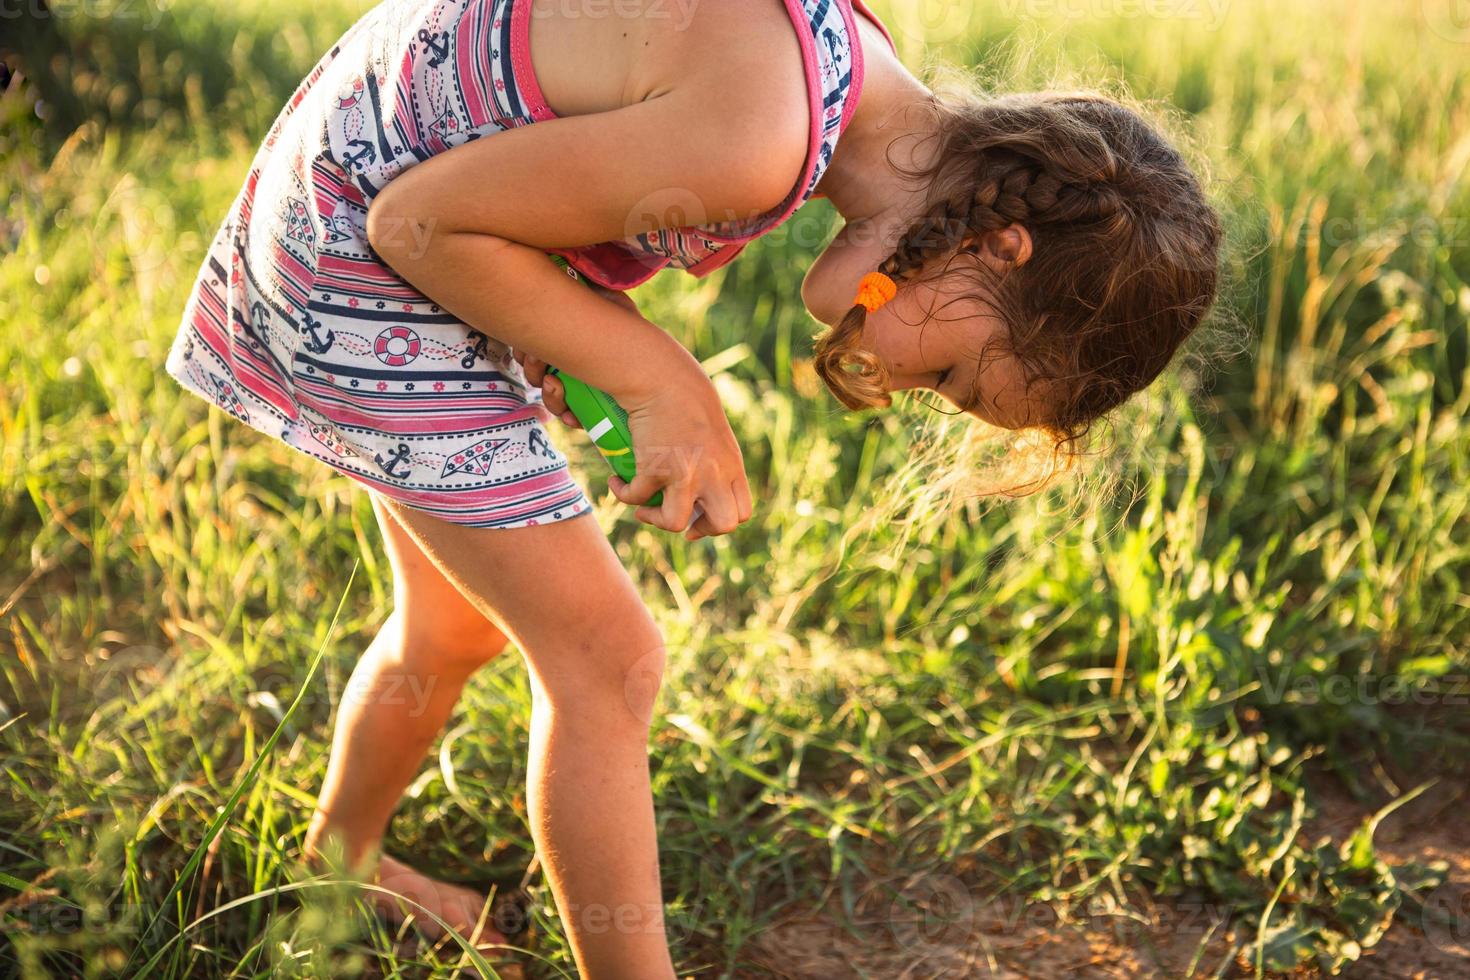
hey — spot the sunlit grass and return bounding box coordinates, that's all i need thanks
[2,0,1468,976]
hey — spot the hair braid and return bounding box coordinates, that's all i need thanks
[813,90,1220,447]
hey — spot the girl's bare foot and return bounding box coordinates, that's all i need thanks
[371,854,509,949]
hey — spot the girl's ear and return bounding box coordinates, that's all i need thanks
[964,224,1033,269]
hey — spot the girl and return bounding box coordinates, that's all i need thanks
[165,0,1221,975]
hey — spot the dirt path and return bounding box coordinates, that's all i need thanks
[739,782,1470,979]
[1324,780,1470,979]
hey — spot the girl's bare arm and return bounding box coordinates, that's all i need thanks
[364,82,806,407]
[364,84,800,533]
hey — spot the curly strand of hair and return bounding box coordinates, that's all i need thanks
[811,301,890,410]
[826,84,1227,550]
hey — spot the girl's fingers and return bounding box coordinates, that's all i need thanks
[682,503,708,540]
[542,372,568,417]
[732,476,754,524]
[617,468,695,532]
[608,472,666,507]
[522,356,547,386]
[610,469,741,537]
[610,474,696,533]
[687,487,740,539]
[639,480,697,532]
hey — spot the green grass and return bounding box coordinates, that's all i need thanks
[2,0,1468,976]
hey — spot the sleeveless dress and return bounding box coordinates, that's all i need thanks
[165,0,897,528]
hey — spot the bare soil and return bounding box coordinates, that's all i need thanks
[738,781,1470,979]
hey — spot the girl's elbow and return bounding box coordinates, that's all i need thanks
[365,184,436,264]
[366,181,517,271]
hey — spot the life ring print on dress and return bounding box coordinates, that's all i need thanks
[337,77,365,110]
[373,325,422,366]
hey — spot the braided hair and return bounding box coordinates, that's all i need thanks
[813,91,1221,457]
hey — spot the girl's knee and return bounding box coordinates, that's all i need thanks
[532,625,668,729]
[620,642,666,728]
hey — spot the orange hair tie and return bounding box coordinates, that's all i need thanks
[853,271,897,313]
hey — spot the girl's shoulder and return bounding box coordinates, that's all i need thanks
[531,0,811,122]
[528,0,813,203]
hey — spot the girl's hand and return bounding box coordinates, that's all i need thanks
[609,363,753,540]
[514,348,581,429]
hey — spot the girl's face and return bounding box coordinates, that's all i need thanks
[861,252,1043,431]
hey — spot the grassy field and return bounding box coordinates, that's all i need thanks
[2,0,1469,976]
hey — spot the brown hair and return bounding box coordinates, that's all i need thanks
[812,89,1223,484]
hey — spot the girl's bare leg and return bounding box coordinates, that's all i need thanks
[380,496,675,980]
[305,494,511,938]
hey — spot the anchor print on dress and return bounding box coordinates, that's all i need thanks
[528,428,557,459]
[418,28,451,68]
[334,76,378,175]
[375,442,414,479]
[342,139,378,175]
[248,300,274,348]
[442,437,510,478]
[462,328,490,368]
[821,26,849,84]
[302,310,336,354]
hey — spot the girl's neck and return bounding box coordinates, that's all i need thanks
[816,44,939,224]
[799,40,942,326]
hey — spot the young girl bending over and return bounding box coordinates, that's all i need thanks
[166,0,1221,975]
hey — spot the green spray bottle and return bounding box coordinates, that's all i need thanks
[544,254,664,508]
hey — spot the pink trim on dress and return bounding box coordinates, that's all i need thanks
[689,0,824,247]
[510,0,557,123]
[841,2,865,134]
[684,241,748,278]
[518,0,897,290]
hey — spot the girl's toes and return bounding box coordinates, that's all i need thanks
[372,855,506,946]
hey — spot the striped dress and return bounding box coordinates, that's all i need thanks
[165,0,895,528]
